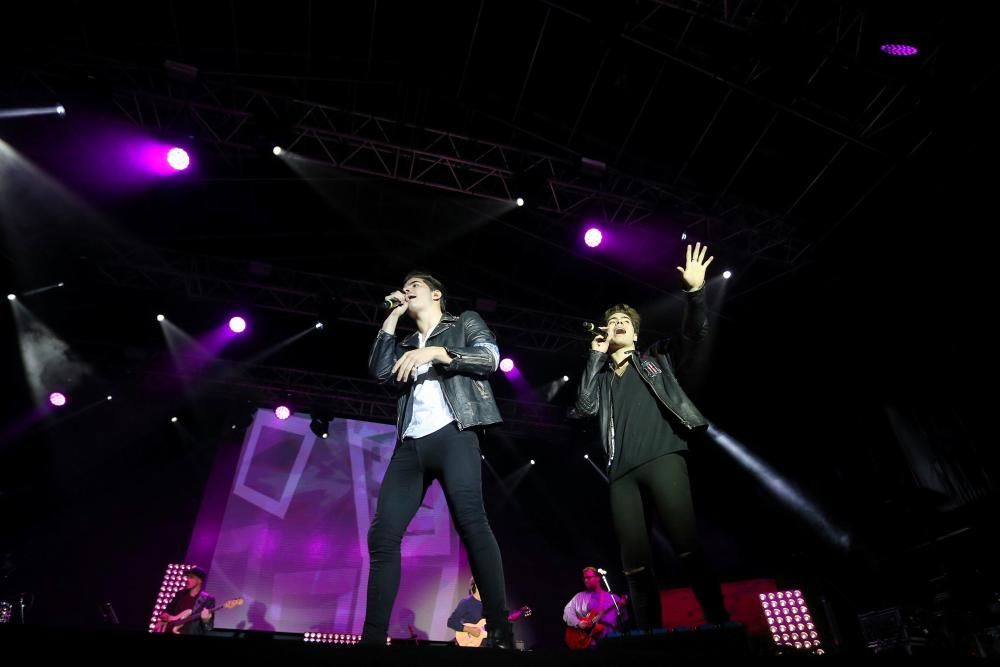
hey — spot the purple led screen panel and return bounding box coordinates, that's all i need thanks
[186,409,470,640]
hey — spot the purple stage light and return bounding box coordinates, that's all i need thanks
[499,358,515,373]
[275,406,291,420]
[584,227,603,248]
[880,43,918,57]
[166,147,190,171]
[228,316,247,334]
[49,392,67,407]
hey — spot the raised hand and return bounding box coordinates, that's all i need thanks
[676,242,714,291]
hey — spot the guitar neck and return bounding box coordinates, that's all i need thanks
[590,595,625,620]
[171,603,225,628]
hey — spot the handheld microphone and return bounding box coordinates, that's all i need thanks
[384,296,404,310]
[582,321,607,334]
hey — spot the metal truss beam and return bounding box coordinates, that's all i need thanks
[28,55,812,266]
[161,357,572,441]
[91,243,596,354]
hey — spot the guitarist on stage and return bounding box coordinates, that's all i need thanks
[563,567,627,648]
[160,566,215,635]
[448,578,487,641]
[449,578,530,647]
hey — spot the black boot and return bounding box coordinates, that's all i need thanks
[679,551,729,625]
[624,566,662,630]
[484,617,515,649]
[356,633,387,647]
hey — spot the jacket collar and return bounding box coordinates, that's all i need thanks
[401,312,458,348]
[606,348,638,371]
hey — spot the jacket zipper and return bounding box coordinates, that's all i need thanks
[440,381,464,430]
[420,319,463,429]
[608,412,615,464]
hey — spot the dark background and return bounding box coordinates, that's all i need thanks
[1,0,995,652]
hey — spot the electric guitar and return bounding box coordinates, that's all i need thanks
[153,597,244,634]
[454,606,532,647]
[565,594,628,649]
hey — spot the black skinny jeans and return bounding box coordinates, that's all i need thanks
[361,422,507,640]
[609,452,728,628]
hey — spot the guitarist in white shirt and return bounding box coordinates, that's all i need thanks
[563,567,627,648]
[160,566,215,635]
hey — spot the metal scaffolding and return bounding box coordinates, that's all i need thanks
[160,355,573,441]
[91,242,601,354]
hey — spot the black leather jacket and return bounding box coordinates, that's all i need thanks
[368,311,503,434]
[574,288,710,466]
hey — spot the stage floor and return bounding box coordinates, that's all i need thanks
[0,622,932,664]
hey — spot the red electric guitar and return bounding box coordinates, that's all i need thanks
[565,595,628,649]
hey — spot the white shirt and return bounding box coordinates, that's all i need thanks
[563,590,625,628]
[402,332,456,438]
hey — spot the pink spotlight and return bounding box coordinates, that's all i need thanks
[499,358,515,373]
[166,147,190,171]
[274,406,291,420]
[228,316,247,333]
[49,392,67,407]
[584,227,603,248]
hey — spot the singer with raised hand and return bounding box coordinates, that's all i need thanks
[360,271,515,648]
[574,243,732,631]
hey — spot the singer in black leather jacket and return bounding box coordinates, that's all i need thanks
[573,243,730,631]
[575,287,710,467]
[369,311,503,435]
[359,271,514,649]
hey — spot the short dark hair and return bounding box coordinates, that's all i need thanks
[582,566,599,577]
[403,270,447,312]
[603,304,641,336]
[185,566,207,582]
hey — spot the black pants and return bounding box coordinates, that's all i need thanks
[609,452,728,628]
[361,422,508,640]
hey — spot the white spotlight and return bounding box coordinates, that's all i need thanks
[6,294,14,301]
[314,322,324,329]
[529,459,535,466]
[562,375,570,382]
[584,454,589,460]
[723,270,732,280]
[272,146,283,156]
[106,395,113,401]
[58,282,65,287]
[56,105,66,116]
[515,197,525,207]
[681,232,688,240]
[156,314,166,322]
[170,416,178,423]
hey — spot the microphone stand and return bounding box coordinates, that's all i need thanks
[597,569,625,631]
